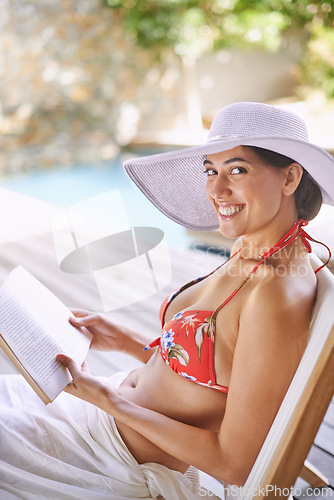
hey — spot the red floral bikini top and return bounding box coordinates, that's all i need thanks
[145,219,331,394]
[148,281,228,392]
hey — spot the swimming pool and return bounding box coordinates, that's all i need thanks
[0,154,191,250]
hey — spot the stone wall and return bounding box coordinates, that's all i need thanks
[0,0,305,174]
[0,0,182,173]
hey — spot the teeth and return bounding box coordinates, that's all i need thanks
[219,205,243,216]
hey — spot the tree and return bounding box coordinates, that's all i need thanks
[104,0,334,129]
[105,1,333,53]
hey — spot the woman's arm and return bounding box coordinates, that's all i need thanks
[56,353,229,478]
[214,276,312,484]
[70,309,154,363]
[59,277,312,486]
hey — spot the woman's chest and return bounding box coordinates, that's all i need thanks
[162,265,255,387]
[163,263,252,337]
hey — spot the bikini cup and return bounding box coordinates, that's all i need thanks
[147,219,331,392]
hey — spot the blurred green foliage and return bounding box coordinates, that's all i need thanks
[105,0,288,55]
[299,25,334,98]
[105,0,334,97]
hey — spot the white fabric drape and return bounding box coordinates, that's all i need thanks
[0,372,218,499]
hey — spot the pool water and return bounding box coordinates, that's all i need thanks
[0,155,191,250]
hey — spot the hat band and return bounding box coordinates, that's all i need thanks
[208,134,243,143]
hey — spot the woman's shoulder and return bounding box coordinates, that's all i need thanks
[256,257,316,303]
[241,257,317,337]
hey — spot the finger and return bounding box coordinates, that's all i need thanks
[70,308,91,318]
[69,314,101,327]
[81,360,91,374]
[56,354,81,378]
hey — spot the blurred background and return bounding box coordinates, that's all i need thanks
[0,2,333,482]
[0,0,333,252]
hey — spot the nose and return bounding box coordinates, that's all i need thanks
[206,173,232,201]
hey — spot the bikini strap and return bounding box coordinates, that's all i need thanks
[209,218,332,334]
[240,219,331,275]
[299,226,332,273]
[159,248,241,326]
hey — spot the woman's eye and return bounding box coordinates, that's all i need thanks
[204,168,217,176]
[230,166,247,175]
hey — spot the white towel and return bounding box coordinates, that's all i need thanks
[0,372,219,499]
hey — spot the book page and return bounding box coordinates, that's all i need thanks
[0,267,92,401]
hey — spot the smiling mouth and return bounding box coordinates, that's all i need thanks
[218,205,245,217]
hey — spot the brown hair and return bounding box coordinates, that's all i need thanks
[247,146,322,221]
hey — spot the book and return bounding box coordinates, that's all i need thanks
[0,266,92,404]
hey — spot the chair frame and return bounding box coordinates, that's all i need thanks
[250,258,334,499]
[254,326,334,498]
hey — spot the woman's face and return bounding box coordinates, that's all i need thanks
[205,146,291,240]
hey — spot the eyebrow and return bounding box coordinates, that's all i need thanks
[203,157,248,166]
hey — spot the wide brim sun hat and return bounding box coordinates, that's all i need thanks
[124,102,334,231]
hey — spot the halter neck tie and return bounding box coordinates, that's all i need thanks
[252,218,331,275]
[209,218,332,329]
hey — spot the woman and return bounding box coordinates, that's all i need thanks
[1,102,333,499]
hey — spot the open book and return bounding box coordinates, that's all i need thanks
[0,266,92,404]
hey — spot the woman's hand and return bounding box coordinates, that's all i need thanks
[69,309,129,352]
[69,309,154,363]
[56,354,120,410]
